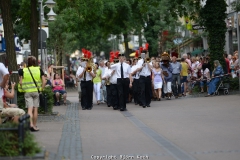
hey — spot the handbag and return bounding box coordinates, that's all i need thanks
[28,67,44,107]
[163,71,169,77]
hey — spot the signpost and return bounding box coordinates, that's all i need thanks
[192,25,206,30]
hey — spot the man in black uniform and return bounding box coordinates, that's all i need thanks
[76,58,95,110]
[110,53,132,111]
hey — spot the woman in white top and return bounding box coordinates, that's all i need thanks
[152,62,165,101]
[191,56,199,80]
[200,63,211,93]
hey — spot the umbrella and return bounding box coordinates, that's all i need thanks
[191,49,203,56]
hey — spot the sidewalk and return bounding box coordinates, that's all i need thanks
[33,90,80,160]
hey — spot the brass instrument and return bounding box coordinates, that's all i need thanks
[86,58,95,72]
[105,78,110,85]
[145,57,150,63]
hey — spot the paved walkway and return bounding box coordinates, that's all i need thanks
[33,91,240,160]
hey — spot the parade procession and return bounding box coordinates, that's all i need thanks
[1,0,240,159]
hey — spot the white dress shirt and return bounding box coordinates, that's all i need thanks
[103,68,118,84]
[76,66,94,81]
[110,62,131,78]
[131,65,140,79]
[138,59,152,77]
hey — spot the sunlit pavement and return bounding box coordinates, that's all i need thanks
[34,90,240,160]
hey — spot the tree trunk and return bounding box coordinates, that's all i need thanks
[30,0,39,63]
[0,0,18,83]
[123,33,130,58]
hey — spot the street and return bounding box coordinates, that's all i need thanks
[34,91,240,160]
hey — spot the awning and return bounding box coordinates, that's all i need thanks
[191,49,203,56]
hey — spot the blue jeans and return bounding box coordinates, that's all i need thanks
[208,77,220,95]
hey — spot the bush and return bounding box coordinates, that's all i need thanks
[228,77,239,90]
[0,123,41,156]
[17,86,54,114]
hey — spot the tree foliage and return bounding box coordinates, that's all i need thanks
[199,0,227,70]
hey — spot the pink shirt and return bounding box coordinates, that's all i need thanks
[53,79,64,91]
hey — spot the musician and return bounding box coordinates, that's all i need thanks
[76,58,96,110]
[110,53,132,111]
[138,53,152,108]
[103,60,118,109]
[131,58,140,105]
[102,61,112,107]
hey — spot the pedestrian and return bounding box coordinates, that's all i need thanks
[18,56,45,131]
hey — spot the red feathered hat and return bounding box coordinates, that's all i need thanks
[145,43,149,50]
[135,50,139,58]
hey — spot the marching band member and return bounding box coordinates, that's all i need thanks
[76,52,96,110]
[102,61,112,107]
[138,53,152,108]
[110,53,132,111]
[131,51,140,105]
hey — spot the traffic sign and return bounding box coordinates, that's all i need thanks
[192,25,206,30]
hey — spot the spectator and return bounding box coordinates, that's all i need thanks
[93,62,102,105]
[171,56,182,98]
[99,60,107,103]
[205,60,224,97]
[180,58,188,96]
[200,62,211,93]
[52,73,67,106]
[152,62,165,101]
[18,56,45,131]
[224,53,230,73]
[2,81,25,123]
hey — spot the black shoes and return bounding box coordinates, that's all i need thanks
[142,106,146,108]
[147,105,151,107]
[82,107,86,110]
[120,108,126,111]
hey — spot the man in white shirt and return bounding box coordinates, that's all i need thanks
[102,60,119,109]
[131,58,140,105]
[138,55,152,108]
[76,59,96,110]
[110,53,132,111]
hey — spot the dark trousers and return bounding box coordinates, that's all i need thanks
[106,85,111,106]
[81,81,93,109]
[172,74,181,96]
[117,78,130,110]
[110,84,119,109]
[132,79,140,104]
[139,76,151,106]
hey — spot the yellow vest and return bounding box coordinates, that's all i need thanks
[21,67,42,92]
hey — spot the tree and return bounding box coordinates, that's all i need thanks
[0,0,18,82]
[200,0,227,70]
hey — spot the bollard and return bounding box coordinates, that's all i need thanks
[44,94,48,113]
[18,116,24,156]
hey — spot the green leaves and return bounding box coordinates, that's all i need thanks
[199,0,227,70]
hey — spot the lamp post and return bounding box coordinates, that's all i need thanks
[38,0,56,70]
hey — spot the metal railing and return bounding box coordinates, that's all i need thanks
[0,114,30,156]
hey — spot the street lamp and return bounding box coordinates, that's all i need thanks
[38,0,57,70]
